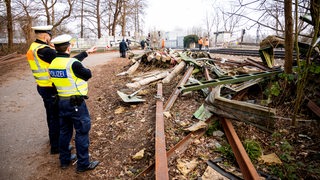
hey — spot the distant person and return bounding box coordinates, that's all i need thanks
[146,38,150,47]
[48,34,99,172]
[161,39,165,48]
[140,39,145,50]
[204,36,209,51]
[119,39,128,58]
[126,39,131,50]
[198,37,203,51]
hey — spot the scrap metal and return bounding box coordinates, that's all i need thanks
[135,121,209,179]
[204,69,261,179]
[179,69,283,93]
[220,118,260,180]
[306,98,320,117]
[245,58,272,71]
[155,83,169,180]
[116,89,145,103]
[164,65,194,111]
[207,158,242,180]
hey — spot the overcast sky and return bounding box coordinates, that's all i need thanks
[144,0,211,32]
[142,0,275,38]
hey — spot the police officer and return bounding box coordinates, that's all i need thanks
[26,25,91,154]
[48,34,99,172]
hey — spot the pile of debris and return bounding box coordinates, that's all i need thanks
[114,48,301,179]
[118,49,282,129]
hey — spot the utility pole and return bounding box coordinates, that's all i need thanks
[256,25,260,44]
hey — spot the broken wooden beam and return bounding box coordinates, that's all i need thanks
[126,61,140,75]
[126,71,169,89]
[204,71,261,179]
[205,89,276,131]
[162,61,186,84]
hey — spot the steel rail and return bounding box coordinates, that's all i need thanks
[204,67,260,179]
[134,120,210,179]
[245,58,272,71]
[220,118,260,179]
[155,83,169,180]
[164,65,194,111]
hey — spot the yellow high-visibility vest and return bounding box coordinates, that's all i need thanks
[26,42,52,87]
[48,57,88,97]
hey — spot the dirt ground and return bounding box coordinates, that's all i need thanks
[0,50,319,180]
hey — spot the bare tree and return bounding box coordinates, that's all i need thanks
[132,0,146,37]
[220,4,243,34]
[284,0,294,74]
[120,0,127,37]
[111,0,122,36]
[4,0,13,50]
[9,0,38,47]
[230,0,312,38]
[128,0,146,36]
[38,0,75,35]
[204,11,214,38]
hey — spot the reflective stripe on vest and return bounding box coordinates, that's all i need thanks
[48,57,88,97]
[26,42,52,87]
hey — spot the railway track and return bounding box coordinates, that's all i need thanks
[191,48,291,59]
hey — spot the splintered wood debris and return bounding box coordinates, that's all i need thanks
[118,49,279,131]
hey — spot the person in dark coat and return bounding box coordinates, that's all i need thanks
[119,39,128,58]
[140,39,145,50]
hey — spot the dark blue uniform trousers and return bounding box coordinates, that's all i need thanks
[37,86,60,151]
[58,99,91,170]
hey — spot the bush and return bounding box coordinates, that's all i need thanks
[183,35,198,48]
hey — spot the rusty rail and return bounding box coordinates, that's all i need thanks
[245,58,272,71]
[220,119,260,179]
[306,98,320,117]
[135,120,209,179]
[164,65,194,111]
[155,83,169,180]
[204,67,260,179]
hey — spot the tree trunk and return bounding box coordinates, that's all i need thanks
[4,0,13,51]
[96,0,102,38]
[51,0,55,25]
[121,0,126,37]
[284,0,293,74]
[111,0,122,36]
[80,0,84,38]
[21,16,33,46]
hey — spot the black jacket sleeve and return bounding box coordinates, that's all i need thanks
[72,51,88,61]
[38,48,88,63]
[71,61,92,81]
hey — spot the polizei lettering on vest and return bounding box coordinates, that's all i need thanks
[49,69,67,78]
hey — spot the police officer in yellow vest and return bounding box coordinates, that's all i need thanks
[48,34,99,172]
[26,25,91,154]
